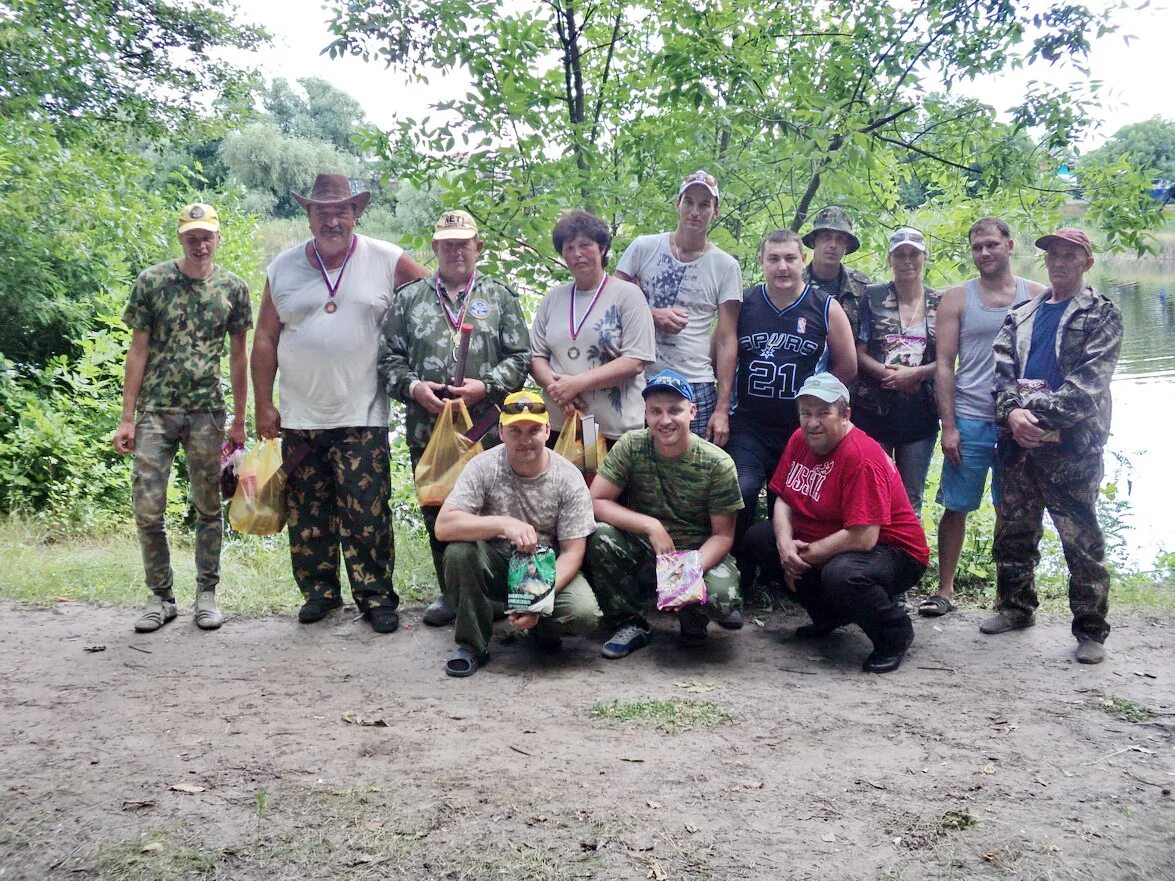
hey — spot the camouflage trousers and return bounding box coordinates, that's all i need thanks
[994,450,1109,642]
[131,410,224,597]
[442,541,601,655]
[283,427,397,611]
[410,432,501,595]
[585,524,741,628]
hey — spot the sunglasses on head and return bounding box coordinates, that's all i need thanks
[502,400,548,415]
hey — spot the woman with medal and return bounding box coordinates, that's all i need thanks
[853,227,944,517]
[530,211,656,447]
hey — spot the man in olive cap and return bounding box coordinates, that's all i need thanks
[378,209,531,626]
[252,173,429,633]
[983,228,1123,665]
[802,206,871,337]
[116,203,252,633]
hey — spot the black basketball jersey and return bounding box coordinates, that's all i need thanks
[730,283,832,442]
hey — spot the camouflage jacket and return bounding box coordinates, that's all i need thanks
[803,263,871,339]
[854,282,942,420]
[993,284,1122,459]
[378,273,531,451]
[122,261,252,413]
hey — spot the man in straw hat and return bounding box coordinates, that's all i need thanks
[982,228,1123,665]
[801,206,871,338]
[378,209,530,627]
[252,173,428,633]
[116,203,252,633]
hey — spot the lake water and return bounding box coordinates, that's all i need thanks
[1092,260,1174,568]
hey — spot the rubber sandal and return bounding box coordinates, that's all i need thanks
[444,647,489,678]
[918,595,956,617]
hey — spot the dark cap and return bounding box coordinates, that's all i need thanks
[1035,227,1093,257]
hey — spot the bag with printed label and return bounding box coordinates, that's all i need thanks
[655,550,707,611]
[506,546,557,616]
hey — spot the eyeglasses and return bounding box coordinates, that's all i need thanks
[501,400,548,415]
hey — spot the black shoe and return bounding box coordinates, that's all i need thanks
[862,649,906,674]
[792,621,839,639]
[422,595,456,626]
[364,606,400,634]
[530,618,563,653]
[298,596,342,624]
[678,604,709,643]
[716,609,744,630]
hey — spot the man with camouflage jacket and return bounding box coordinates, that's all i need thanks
[378,210,531,625]
[981,228,1123,665]
[115,203,252,633]
[801,206,871,338]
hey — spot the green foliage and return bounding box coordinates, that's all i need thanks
[0,0,267,138]
[326,0,1152,292]
[264,77,368,155]
[589,698,733,733]
[219,123,360,217]
[1083,116,1175,183]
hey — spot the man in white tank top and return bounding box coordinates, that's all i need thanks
[922,217,1044,617]
[251,173,429,633]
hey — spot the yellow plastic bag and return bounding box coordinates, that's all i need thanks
[415,400,484,507]
[553,410,607,475]
[228,438,288,535]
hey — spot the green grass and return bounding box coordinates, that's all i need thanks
[1099,696,1157,724]
[0,518,437,613]
[95,832,218,881]
[589,698,734,733]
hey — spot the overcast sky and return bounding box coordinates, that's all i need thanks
[234,0,1172,151]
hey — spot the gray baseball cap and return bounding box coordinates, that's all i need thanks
[801,206,861,254]
[796,372,851,404]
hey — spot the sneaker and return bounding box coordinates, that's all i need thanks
[193,591,224,630]
[678,604,709,642]
[364,606,400,634]
[298,596,343,624]
[1075,638,1105,665]
[601,624,651,659]
[716,609,745,630]
[422,595,456,627]
[979,611,1035,635]
[134,595,177,633]
[792,621,839,639]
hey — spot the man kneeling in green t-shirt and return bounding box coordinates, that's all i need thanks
[588,369,744,659]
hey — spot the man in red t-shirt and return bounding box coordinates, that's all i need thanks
[743,373,929,672]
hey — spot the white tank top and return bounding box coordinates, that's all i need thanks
[267,235,403,429]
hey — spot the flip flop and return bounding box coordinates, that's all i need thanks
[444,647,490,678]
[918,595,957,617]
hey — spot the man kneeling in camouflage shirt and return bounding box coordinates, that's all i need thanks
[587,369,744,659]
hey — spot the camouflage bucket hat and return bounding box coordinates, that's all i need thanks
[801,206,861,254]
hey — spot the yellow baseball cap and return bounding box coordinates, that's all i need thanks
[178,203,220,235]
[499,391,549,427]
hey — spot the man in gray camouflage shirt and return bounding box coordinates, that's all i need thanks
[378,210,531,625]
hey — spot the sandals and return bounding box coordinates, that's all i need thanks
[918,595,957,617]
[444,647,490,678]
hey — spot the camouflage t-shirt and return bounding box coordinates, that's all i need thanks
[445,445,597,552]
[597,429,743,550]
[122,261,252,413]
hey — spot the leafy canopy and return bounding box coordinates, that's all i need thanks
[328,0,1158,287]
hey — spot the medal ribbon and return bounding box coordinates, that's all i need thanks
[436,270,477,331]
[569,275,609,341]
[312,236,358,305]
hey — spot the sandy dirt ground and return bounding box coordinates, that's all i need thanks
[1,598,1172,881]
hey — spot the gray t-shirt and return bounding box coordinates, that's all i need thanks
[616,233,743,383]
[445,445,597,551]
[267,235,404,429]
[530,277,656,439]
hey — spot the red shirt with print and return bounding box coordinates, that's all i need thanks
[767,425,930,566]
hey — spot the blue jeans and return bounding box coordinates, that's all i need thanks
[877,433,938,518]
[937,416,1001,512]
[726,428,789,588]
